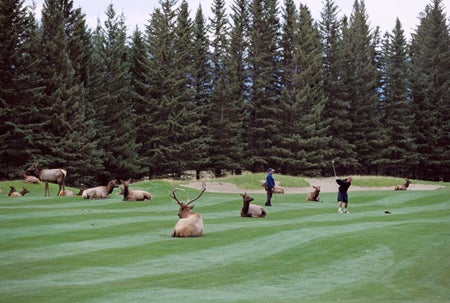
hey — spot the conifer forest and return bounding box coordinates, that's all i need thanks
[1,0,449,185]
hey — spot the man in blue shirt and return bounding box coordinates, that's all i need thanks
[265,168,275,206]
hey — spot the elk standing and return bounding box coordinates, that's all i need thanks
[240,192,266,217]
[170,181,206,237]
[306,186,321,201]
[26,164,67,196]
[82,180,118,199]
[121,179,151,201]
[394,178,410,190]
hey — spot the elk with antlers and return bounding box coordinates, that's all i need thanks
[170,181,206,237]
[240,192,266,218]
[26,164,67,196]
[394,178,411,190]
[306,186,321,201]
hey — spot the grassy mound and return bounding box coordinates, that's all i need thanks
[0,177,449,302]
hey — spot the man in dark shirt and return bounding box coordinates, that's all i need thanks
[265,168,275,206]
[336,176,352,213]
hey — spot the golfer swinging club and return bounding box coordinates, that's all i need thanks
[333,161,352,213]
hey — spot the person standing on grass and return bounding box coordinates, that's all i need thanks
[265,168,275,206]
[336,176,352,213]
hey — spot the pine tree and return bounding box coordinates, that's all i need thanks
[209,0,243,176]
[93,4,140,181]
[278,3,331,176]
[379,19,417,177]
[277,0,300,174]
[0,0,43,179]
[33,0,103,186]
[144,1,178,177]
[410,0,450,181]
[246,0,282,172]
[129,27,152,179]
[338,0,381,174]
[188,4,212,178]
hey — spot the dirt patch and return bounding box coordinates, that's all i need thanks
[183,177,444,194]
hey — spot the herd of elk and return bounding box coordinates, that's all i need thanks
[26,164,67,196]
[82,180,119,199]
[306,186,321,201]
[170,181,206,237]
[120,179,152,201]
[8,186,30,197]
[240,192,266,218]
[394,178,410,190]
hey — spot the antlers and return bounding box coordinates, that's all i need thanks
[170,180,206,205]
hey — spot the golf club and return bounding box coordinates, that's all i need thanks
[332,160,337,179]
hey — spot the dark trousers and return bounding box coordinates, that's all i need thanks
[265,188,273,205]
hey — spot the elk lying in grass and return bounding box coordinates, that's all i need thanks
[306,186,321,201]
[170,181,206,237]
[26,164,67,196]
[9,186,30,197]
[394,178,410,190]
[240,192,266,218]
[272,187,285,194]
[261,182,284,194]
[121,179,151,201]
[8,186,17,196]
[20,171,40,184]
[58,189,74,196]
[82,180,118,199]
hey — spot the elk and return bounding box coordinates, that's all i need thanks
[394,178,410,190]
[306,186,321,201]
[120,179,151,201]
[20,171,40,184]
[261,182,284,194]
[272,187,285,194]
[9,186,30,197]
[8,186,17,196]
[26,164,67,196]
[58,189,74,196]
[170,181,206,237]
[240,192,266,218]
[82,180,118,199]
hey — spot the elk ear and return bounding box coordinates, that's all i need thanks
[189,205,195,209]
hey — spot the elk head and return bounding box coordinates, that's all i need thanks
[170,180,206,218]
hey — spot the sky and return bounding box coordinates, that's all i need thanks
[24,0,449,40]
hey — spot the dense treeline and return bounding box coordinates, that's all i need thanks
[1,0,449,185]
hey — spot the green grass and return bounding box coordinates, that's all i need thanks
[1,177,449,303]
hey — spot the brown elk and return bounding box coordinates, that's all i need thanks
[20,171,40,184]
[240,192,266,218]
[8,186,17,196]
[82,180,118,199]
[26,164,67,196]
[9,186,30,197]
[170,181,206,237]
[58,189,74,196]
[120,179,151,201]
[306,186,321,201]
[261,182,284,194]
[394,178,410,190]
